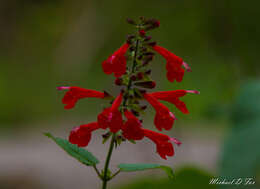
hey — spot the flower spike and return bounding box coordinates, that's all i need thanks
[57,86,110,109]
[102,43,130,78]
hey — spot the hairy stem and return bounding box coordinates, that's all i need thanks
[102,134,116,189]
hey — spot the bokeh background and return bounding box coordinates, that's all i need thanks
[0,0,260,189]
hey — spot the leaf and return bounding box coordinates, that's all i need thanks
[118,163,174,179]
[45,132,99,166]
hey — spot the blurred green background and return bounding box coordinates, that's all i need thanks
[0,0,259,189]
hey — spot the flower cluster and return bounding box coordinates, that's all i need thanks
[57,17,199,160]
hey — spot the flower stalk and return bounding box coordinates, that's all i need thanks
[102,133,116,189]
[51,16,199,189]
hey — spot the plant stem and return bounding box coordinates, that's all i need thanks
[123,39,140,106]
[102,133,116,189]
[110,169,121,179]
[102,33,140,189]
[93,165,102,180]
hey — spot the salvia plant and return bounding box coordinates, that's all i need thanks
[45,17,199,189]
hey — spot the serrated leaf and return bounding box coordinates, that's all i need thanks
[118,163,174,179]
[45,132,99,166]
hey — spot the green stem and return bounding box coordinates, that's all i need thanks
[93,165,102,180]
[102,134,116,189]
[110,169,121,179]
[123,39,140,107]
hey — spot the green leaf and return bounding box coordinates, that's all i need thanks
[45,132,99,166]
[118,163,174,179]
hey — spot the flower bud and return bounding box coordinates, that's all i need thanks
[139,29,146,37]
[129,46,135,51]
[134,81,156,89]
[145,69,151,75]
[114,78,122,86]
[143,52,155,56]
[142,60,149,66]
[126,18,136,25]
[131,109,140,117]
[130,75,137,81]
[147,42,157,47]
[145,55,154,62]
[141,105,147,110]
[102,132,111,139]
[137,55,143,60]
[137,72,144,80]
[144,36,152,41]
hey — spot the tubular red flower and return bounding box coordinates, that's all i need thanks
[97,93,123,133]
[102,43,130,77]
[69,122,100,147]
[152,45,191,82]
[122,110,144,140]
[143,93,176,131]
[143,129,181,159]
[149,90,199,114]
[57,86,108,109]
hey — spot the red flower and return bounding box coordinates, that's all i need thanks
[143,93,176,131]
[143,129,181,159]
[97,93,123,133]
[152,45,191,82]
[149,90,199,114]
[69,122,100,147]
[122,110,144,140]
[57,86,109,109]
[102,43,130,77]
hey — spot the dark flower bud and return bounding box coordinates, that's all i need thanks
[137,55,143,60]
[127,34,135,40]
[144,36,152,42]
[129,46,135,51]
[153,20,160,28]
[145,55,154,62]
[144,52,155,56]
[137,72,144,80]
[144,18,160,30]
[139,16,145,21]
[129,95,134,99]
[114,78,122,86]
[126,18,136,25]
[142,60,149,66]
[131,109,140,117]
[126,39,133,45]
[102,132,111,139]
[139,29,146,37]
[134,81,156,89]
[141,105,147,110]
[145,69,151,75]
[147,42,157,47]
[139,89,146,94]
[141,47,147,52]
[130,75,137,81]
